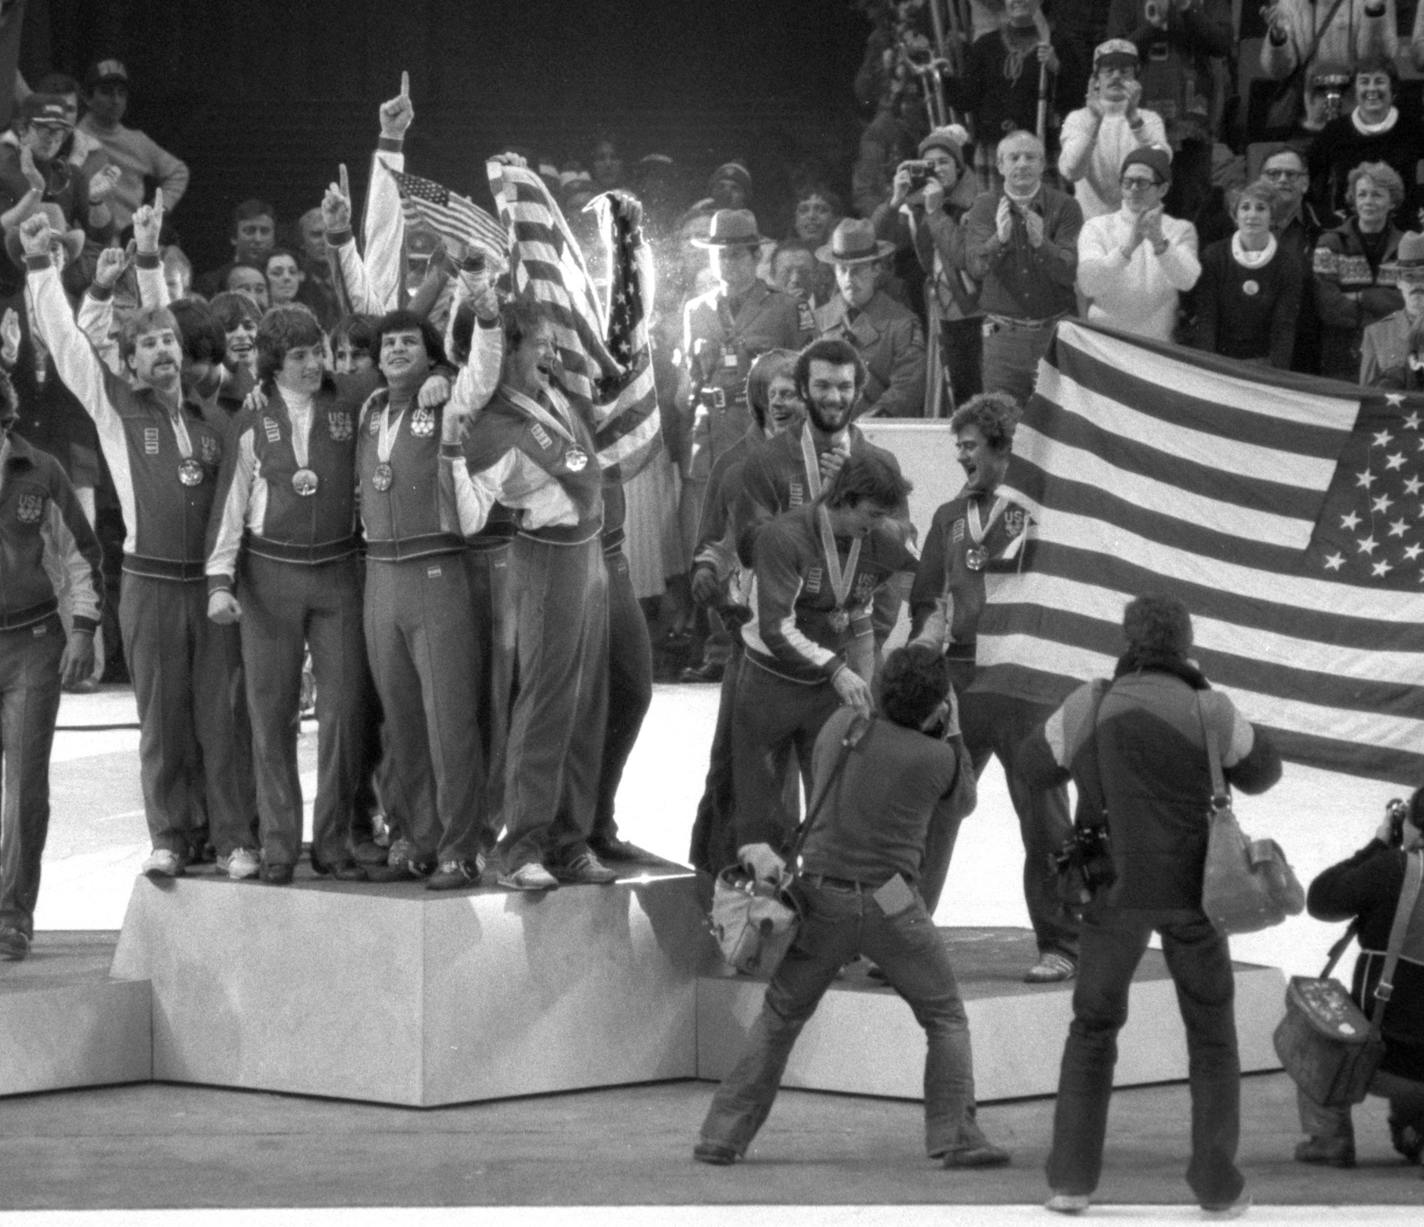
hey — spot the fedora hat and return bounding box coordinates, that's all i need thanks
[5,203,86,272]
[816,218,894,266]
[691,209,764,248]
[1397,231,1424,278]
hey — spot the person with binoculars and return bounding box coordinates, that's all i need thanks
[1291,789,1424,1171]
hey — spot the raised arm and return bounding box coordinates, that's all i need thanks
[364,71,412,312]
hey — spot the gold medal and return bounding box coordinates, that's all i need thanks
[965,547,987,571]
[292,468,320,497]
[828,609,850,634]
[371,462,394,492]
[177,457,204,487]
[565,446,589,472]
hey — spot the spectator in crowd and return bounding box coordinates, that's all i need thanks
[263,248,305,310]
[787,183,841,307]
[0,365,103,962]
[1359,230,1424,385]
[767,238,825,317]
[1077,145,1201,342]
[222,262,269,312]
[730,450,916,886]
[1261,143,1326,373]
[197,200,277,299]
[695,643,1007,1172]
[1020,592,1282,1216]
[590,134,628,193]
[964,130,1081,404]
[1059,39,1169,221]
[1291,786,1424,1169]
[23,206,254,878]
[814,218,927,418]
[0,93,115,239]
[1259,1,1398,111]
[873,124,983,406]
[204,306,381,884]
[687,348,804,873]
[330,313,378,375]
[1193,177,1304,368]
[291,207,341,329]
[944,0,1062,190]
[76,59,188,231]
[853,74,928,219]
[909,391,1077,975]
[162,246,192,301]
[209,289,260,382]
[1313,160,1405,381]
[708,161,752,212]
[30,72,106,183]
[1308,58,1424,230]
[1108,0,1232,228]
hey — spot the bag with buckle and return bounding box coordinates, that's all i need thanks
[707,714,870,975]
[1273,852,1423,1107]
[1197,694,1304,935]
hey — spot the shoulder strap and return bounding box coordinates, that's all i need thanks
[1195,691,1229,803]
[1369,849,1424,1037]
[1276,0,1353,94]
[1079,679,1112,834]
[786,713,872,870]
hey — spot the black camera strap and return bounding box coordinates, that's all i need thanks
[1077,678,1112,840]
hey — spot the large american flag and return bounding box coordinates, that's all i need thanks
[486,160,659,473]
[382,163,507,259]
[975,320,1424,783]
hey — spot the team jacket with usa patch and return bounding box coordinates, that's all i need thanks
[205,372,381,593]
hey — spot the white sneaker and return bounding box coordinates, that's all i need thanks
[497,862,560,891]
[142,849,184,878]
[1045,1192,1091,1214]
[220,848,261,880]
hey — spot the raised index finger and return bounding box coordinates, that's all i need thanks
[339,163,351,200]
[400,70,410,99]
[153,187,164,216]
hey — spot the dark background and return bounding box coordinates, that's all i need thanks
[19,0,872,273]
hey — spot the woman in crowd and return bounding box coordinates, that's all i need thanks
[1193,178,1303,369]
[1312,160,1406,381]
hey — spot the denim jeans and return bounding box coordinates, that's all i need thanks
[1047,906,1243,1206]
[1298,1069,1424,1157]
[699,879,984,1158]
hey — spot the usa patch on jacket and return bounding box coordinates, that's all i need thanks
[327,412,352,442]
[411,407,435,437]
[14,491,44,524]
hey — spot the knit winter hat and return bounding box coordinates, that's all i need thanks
[1120,145,1173,185]
[918,124,971,168]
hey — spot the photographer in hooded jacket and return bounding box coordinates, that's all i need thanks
[1291,788,1424,1172]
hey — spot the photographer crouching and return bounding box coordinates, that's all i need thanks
[1292,789,1424,1171]
[693,644,1004,1170]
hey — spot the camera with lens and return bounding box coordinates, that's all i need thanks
[1386,797,1411,847]
[903,159,934,192]
[1052,823,1116,908]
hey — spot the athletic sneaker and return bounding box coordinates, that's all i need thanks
[219,848,261,880]
[141,849,184,879]
[498,862,560,891]
[427,857,485,891]
[550,850,617,885]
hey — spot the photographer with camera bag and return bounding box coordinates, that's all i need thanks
[1290,789,1424,1171]
[1018,593,1282,1215]
[694,644,1000,1170]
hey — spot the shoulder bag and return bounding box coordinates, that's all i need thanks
[1197,693,1305,935]
[1274,850,1424,1107]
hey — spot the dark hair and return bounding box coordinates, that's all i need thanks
[257,305,325,382]
[794,181,845,214]
[950,392,1020,453]
[770,237,816,269]
[169,299,227,366]
[119,306,182,365]
[500,297,550,353]
[746,348,798,429]
[822,450,912,511]
[330,312,378,356]
[263,246,301,272]
[1409,786,1424,833]
[1354,55,1400,89]
[795,337,867,401]
[1259,143,1306,173]
[224,260,268,292]
[208,291,261,331]
[1122,593,1193,659]
[231,199,276,231]
[879,644,950,729]
[35,72,81,97]
[373,308,446,369]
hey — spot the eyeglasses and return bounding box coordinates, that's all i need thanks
[1262,168,1307,180]
[1120,176,1160,191]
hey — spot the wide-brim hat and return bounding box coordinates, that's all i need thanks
[816,218,894,266]
[4,202,85,271]
[691,208,764,248]
[1397,231,1424,279]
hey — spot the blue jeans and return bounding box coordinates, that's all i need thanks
[699,879,984,1158]
[1047,906,1243,1206]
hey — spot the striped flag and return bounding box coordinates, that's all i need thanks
[486,158,618,404]
[976,319,1424,783]
[382,163,507,259]
[487,160,659,472]
[588,189,662,477]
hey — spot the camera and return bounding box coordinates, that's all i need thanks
[1386,797,1410,847]
[903,159,934,192]
[1052,824,1116,907]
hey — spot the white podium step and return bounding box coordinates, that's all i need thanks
[0,932,151,1097]
[110,864,712,1107]
[696,927,1287,1101]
